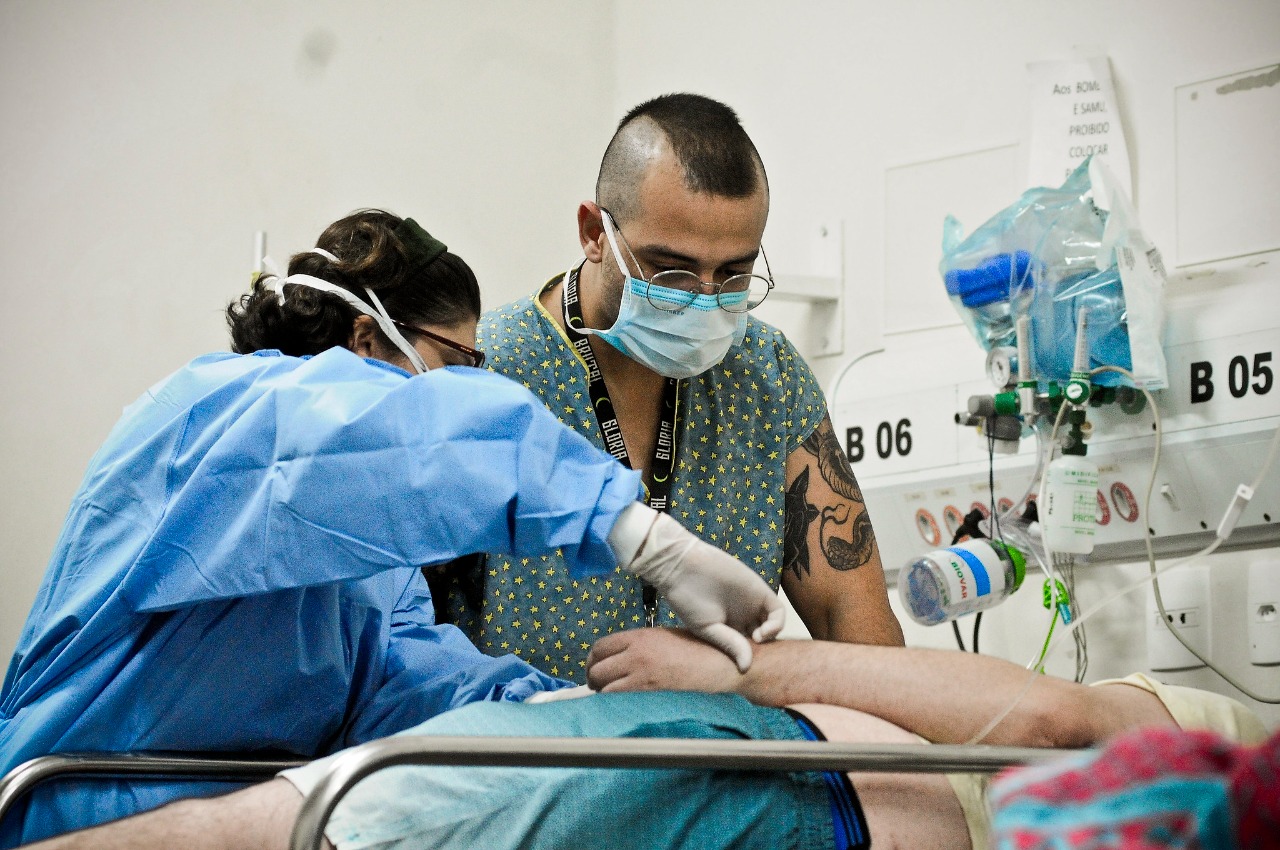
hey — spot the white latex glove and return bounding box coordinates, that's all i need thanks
[608,504,785,672]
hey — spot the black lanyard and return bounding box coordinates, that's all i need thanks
[562,266,681,625]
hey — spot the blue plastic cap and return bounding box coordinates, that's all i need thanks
[945,251,1036,306]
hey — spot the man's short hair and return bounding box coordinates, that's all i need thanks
[596,93,767,223]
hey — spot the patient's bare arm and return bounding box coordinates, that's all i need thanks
[20,778,310,850]
[586,628,1175,749]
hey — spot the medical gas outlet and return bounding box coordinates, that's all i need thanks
[1249,560,1280,666]
[957,394,1021,454]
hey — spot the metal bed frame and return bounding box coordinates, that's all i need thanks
[0,753,306,826]
[0,740,1080,849]
[286,736,1076,850]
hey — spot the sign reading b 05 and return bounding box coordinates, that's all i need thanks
[1190,351,1273,404]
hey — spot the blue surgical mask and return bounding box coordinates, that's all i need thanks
[575,213,747,379]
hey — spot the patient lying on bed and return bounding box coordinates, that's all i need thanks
[22,630,1271,850]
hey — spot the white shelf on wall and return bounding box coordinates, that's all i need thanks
[758,273,843,357]
[769,273,841,303]
[753,222,845,358]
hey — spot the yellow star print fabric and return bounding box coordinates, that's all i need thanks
[442,279,827,681]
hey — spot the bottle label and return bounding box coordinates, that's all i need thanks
[929,540,1008,616]
[1043,461,1099,552]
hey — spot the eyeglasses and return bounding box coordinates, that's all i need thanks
[600,208,774,313]
[391,321,486,369]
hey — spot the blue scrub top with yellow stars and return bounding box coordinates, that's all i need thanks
[445,278,827,680]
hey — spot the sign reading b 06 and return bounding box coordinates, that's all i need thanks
[831,390,965,478]
[846,419,913,463]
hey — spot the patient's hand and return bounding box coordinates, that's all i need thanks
[586,628,743,694]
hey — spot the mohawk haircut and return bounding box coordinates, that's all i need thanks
[596,93,767,224]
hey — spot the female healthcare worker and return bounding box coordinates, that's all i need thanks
[0,209,783,846]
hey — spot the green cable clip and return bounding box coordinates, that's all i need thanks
[1042,578,1071,623]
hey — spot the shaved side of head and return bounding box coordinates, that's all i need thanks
[596,118,667,223]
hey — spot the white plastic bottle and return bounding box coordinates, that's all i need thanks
[899,539,1027,626]
[1040,454,1099,555]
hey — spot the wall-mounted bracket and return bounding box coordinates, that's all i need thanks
[761,221,844,357]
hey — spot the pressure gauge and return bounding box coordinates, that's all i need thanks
[1065,378,1090,405]
[986,346,1018,390]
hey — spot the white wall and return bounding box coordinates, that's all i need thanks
[610,0,1280,727]
[612,0,1279,372]
[0,0,615,660]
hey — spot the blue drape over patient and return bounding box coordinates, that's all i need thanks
[0,348,642,846]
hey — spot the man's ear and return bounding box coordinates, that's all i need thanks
[577,202,606,263]
[348,315,381,358]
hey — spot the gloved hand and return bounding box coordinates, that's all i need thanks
[608,503,785,672]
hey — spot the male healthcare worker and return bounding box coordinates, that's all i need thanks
[0,210,782,846]
[440,93,903,678]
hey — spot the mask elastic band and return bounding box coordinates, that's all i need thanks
[259,247,341,296]
[261,272,428,374]
[361,286,429,374]
[600,209,643,280]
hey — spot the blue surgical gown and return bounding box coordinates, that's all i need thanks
[0,348,642,846]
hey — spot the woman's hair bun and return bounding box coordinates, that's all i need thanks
[227,208,481,356]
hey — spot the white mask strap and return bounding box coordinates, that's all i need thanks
[600,210,642,280]
[362,286,429,374]
[262,272,429,374]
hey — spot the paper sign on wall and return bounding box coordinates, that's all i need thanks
[1026,55,1132,196]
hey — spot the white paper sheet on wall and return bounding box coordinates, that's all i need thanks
[1175,63,1280,267]
[1026,55,1132,196]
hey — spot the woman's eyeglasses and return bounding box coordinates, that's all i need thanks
[391,321,486,369]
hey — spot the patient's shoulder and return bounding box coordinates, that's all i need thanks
[1089,676,1180,734]
[1094,673,1268,744]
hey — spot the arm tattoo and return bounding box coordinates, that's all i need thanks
[801,419,863,503]
[819,505,876,571]
[783,466,820,580]
[792,419,876,572]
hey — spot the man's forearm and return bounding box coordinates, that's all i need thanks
[589,629,1169,749]
[736,640,1079,747]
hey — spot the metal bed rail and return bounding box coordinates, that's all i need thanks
[290,735,1083,850]
[0,753,307,825]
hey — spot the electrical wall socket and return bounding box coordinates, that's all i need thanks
[1147,566,1211,671]
[1249,560,1280,666]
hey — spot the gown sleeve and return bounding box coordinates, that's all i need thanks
[122,350,642,612]
[339,568,568,746]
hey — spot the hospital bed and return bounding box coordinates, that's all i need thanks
[0,752,307,822]
[0,739,1078,848]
